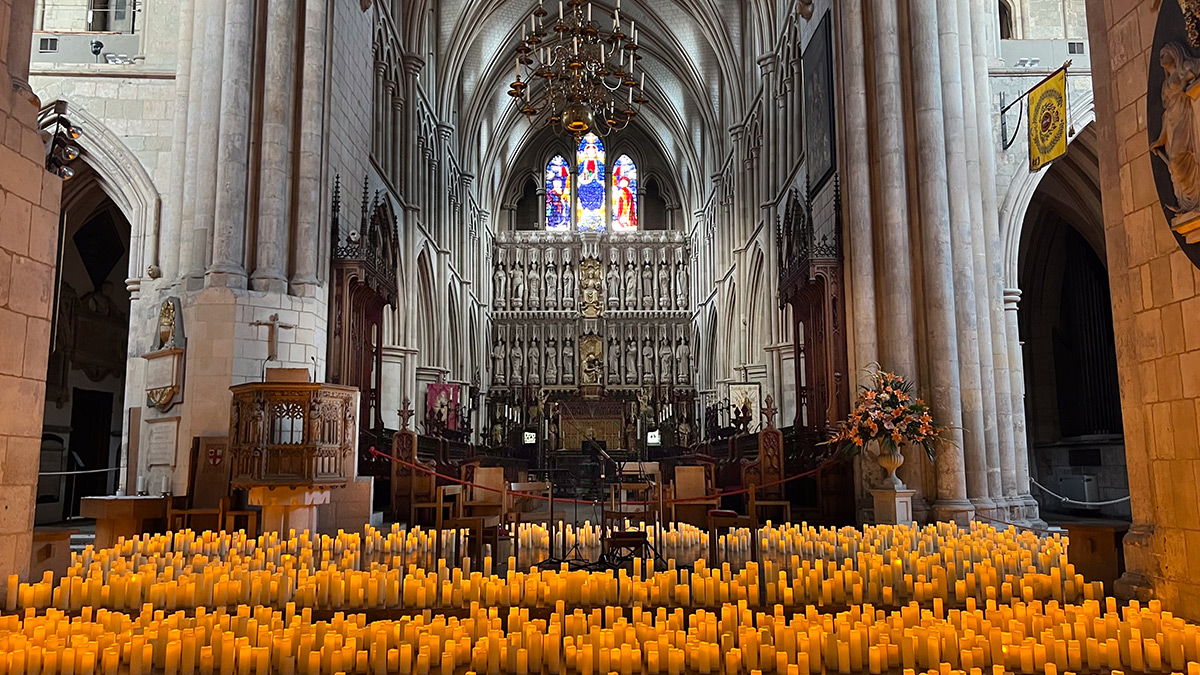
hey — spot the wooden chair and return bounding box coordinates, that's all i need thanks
[602,482,660,561]
[671,465,720,527]
[707,484,760,564]
[167,437,258,537]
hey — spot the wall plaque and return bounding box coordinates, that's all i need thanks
[144,417,180,467]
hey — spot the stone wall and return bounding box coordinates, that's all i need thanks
[1086,0,1200,617]
[0,0,64,585]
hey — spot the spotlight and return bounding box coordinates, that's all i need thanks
[90,40,104,56]
[56,166,75,180]
[61,145,80,161]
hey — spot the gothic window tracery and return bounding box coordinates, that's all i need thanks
[611,154,638,232]
[545,155,572,231]
[576,132,607,232]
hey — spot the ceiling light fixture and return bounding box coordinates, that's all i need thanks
[509,0,649,138]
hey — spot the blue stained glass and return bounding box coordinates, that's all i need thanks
[611,154,638,231]
[545,155,572,231]
[576,133,606,232]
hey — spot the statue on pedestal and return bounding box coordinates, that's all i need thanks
[561,260,576,309]
[544,336,558,384]
[510,262,525,310]
[562,336,575,383]
[544,256,559,310]
[606,251,621,310]
[493,263,507,310]
[510,338,524,384]
[658,335,673,383]
[675,337,691,384]
[641,337,655,383]
[607,337,621,383]
[676,261,690,310]
[626,336,638,384]
[527,261,541,310]
[640,255,654,310]
[657,258,672,309]
[528,338,541,384]
[491,338,506,384]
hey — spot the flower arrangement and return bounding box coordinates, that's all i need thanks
[827,367,943,463]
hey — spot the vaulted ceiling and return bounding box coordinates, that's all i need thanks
[394,0,803,211]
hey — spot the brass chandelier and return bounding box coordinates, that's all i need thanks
[508,0,648,137]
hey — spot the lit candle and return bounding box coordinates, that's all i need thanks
[559,1,563,20]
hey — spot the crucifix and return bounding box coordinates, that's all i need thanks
[251,313,295,360]
[398,396,415,431]
[762,393,778,430]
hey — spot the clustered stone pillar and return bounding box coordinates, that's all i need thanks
[842,0,1042,524]
[160,0,332,296]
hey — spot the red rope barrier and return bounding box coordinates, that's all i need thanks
[369,446,837,507]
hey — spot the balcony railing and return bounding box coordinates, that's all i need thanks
[228,382,358,489]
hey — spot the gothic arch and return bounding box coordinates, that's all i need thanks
[415,247,438,367]
[42,101,161,289]
[746,245,768,359]
[1000,91,1096,287]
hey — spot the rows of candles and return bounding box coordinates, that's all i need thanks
[4,522,1094,614]
[2,595,1200,674]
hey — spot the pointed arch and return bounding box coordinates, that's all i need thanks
[545,154,572,231]
[612,154,640,231]
[415,247,438,367]
[42,101,161,287]
[576,133,606,232]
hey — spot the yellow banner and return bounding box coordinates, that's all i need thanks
[1028,67,1068,171]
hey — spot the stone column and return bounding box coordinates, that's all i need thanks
[7,0,37,104]
[252,0,299,294]
[374,62,386,160]
[907,0,973,523]
[391,93,404,182]
[176,0,210,283]
[401,53,424,206]
[972,0,1019,515]
[956,0,1003,508]
[161,0,198,281]
[188,0,228,285]
[868,0,922,498]
[842,0,879,381]
[207,0,254,289]
[291,0,329,296]
[934,0,993,515]
[1004,288,1040,522]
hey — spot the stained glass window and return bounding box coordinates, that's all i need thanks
[545,155,572,231]
[611,154,638,231]
[576,133,606,232]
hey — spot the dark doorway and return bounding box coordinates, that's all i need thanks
[66,389,116,517]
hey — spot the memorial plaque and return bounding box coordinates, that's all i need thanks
[144,417,180,467]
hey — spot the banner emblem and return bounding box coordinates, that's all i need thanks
[1029,68,1068,171]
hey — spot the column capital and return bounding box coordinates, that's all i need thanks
[402,52,425,78]
[437,123,453,142]
[374,60,388,77]
[756,53,778,76]
[1003,287,1022,310]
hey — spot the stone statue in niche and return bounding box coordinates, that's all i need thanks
[625,334,638,384]
[527,260,542,310]
[1152,42,1200,240]
[493,262,507,310]
[561,258,576,309]
[658,334,673,383]
[606,252,622,310]
[544,252,559,309]
[545,335,558,384]
[561,336,575,383]
[607,336,621,383]
[675,260,690,310]
[510,261,525,309]
[657,255,672,309]
[641,336,655,383]
[510,337,524,384]
[640,250,654,310]
[623,257,638,310]
[491,337,506,384]
[528,338,541,385]
[675,337,691,384]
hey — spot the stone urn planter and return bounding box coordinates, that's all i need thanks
[877,442,906,490]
